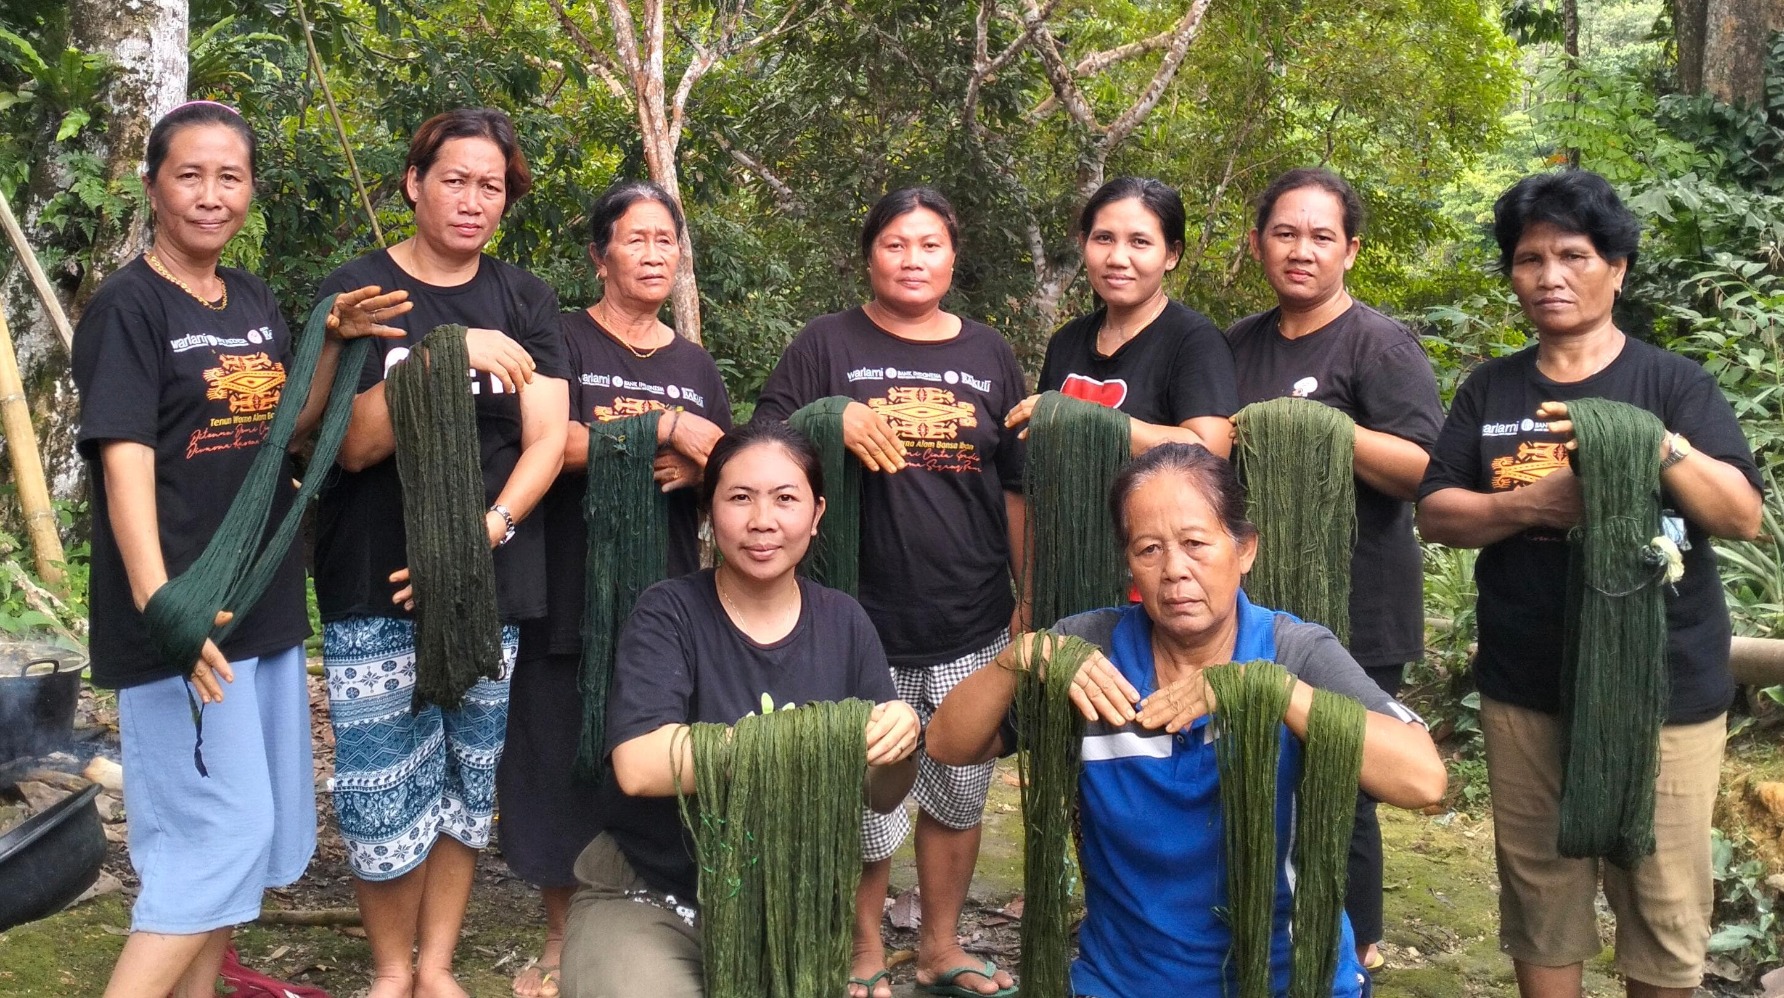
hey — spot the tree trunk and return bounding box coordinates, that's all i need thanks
[638,122,703,345]
[1676,0,1783,105]
[0,0,186,505]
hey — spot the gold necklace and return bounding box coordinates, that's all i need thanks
[146,251,227,312]
[590,304,665,359]
[715,570,795,633]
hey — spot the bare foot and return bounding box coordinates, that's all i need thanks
[413,965,469,998]
[513,957,560,998]
[848,937,891,998]
[366,970,413,998]
[914,942,1013,995]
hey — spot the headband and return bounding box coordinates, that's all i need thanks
[165,99,242,118]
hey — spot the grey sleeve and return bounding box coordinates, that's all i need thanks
[1273,617,1424,725]
[1047,608,1123,655]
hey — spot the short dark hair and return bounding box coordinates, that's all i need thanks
[403,107,532,214]
[1079,177,1186,253]
[145,101,257,183]
[700,421,828,514]
[1108,443,1256,546]
[1254,167,1365,241]
[1492,170,1641,273]
[588,179,686,258]
[859,187,959,259]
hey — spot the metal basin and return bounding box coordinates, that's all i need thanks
[0,782,104,931]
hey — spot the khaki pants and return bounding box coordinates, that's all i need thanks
[560,833,704,998]
[1481,697,1725,989]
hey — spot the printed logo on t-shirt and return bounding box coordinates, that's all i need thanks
[868,387,981,473]
[380,346,513,395]
[589,396,667,422]
[187,352,286,459]
[1489,441,1569,490]
[577,372,705,409]
[847,366,993,392]
[170,330,260,353]
[1060,374,1128,409]
[1482,418,1540,438]
[1291,376,1318,398]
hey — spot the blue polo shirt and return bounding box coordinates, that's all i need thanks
[1059,595,1372,998]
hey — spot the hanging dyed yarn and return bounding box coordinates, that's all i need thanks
[788,396,862,595]
[676,698,873,998]
[1233,397,1356,644]
[1556,397,1668,868]
[1205,660,1367,998]
[385,324,504,709]
[575,411,670,778]
[1025,392,1132,627]
[143,296,369,773]
[1011,631,1099,996]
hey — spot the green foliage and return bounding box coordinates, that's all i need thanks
[0,497,89,639]
[1708,827,1782,978]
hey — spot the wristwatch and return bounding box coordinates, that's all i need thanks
[1660,432,1693,470]
[489,503,517,547]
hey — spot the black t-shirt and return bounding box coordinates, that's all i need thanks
[1418,338,1760,723]
[1227,302,1444,669]
[1038,300,1239,426]
[312,250,569,623]
[74,258,310,687]
[596,570,897,901]
[530,310,734,656]
[752,307,1028,667]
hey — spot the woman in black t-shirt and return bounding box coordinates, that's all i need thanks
[753,187,1025,997]
[558,421,919,998]
[1005,177,1239,458]
[312,108,570,998]
[498,179,731,998]
[1225,168,1443,969]
[1419,171,1760,996]
[74,101,405,998]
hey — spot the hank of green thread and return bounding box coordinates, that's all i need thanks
[574,411,670,779]
[1026,392,1132,627]
[145,295,369,675]
[1206,660,1293,998]
[1557,397,1667,868]
[677,699,873,998]
[1234,397,1356,644]
[1287,688,1367,998]
[386,325,503,710]
[788,397,862,596]
[1013,632,1097,996]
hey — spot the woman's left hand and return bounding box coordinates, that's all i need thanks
[1003,393,1042,440]
[653,450,700,491]
[665,410,724,468]
[1137,673,1215,733]
[390,566,415,611]
[1535,401,1578,450]
[327,286,412,340]
[864,699,921,766]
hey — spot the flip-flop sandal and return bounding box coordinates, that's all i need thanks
[918,960,1019,998]
[848,968,893,997]
[513,959,561,998]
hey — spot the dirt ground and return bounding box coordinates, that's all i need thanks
[1,677,1779,997]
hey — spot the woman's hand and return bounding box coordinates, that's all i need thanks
[1535,401,1579,450]
[664,410,724,468]
[1003,393,1042,440]
[390,567,414,611]
[188,610,236,704]
[1001,633,1140,726]
[1137,673,1214,733]
[842,401,907,473]
[463,327,537,394]
[653,450,700,492]
[326,286,412,341]
[864,699,921,766]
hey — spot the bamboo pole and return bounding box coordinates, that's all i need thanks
[0,298,65,587]
[0,188,75,354]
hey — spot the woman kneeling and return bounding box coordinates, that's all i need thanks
[928,443,1447,998]
[558,421,920,998]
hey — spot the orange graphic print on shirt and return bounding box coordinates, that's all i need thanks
[591,396,667,422]
[1490,441,1570,490]
[869,387,982,474]
[187,352,286,458]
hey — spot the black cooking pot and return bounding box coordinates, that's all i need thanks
[0,782,104,931]
[0,641,87,761]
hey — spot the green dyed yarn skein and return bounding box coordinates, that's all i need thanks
[1026,391,1132,628]
[1557,397,1668,868]
[1233,397,1356,644]
[788,396,862,595]
[385,325,504,710]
